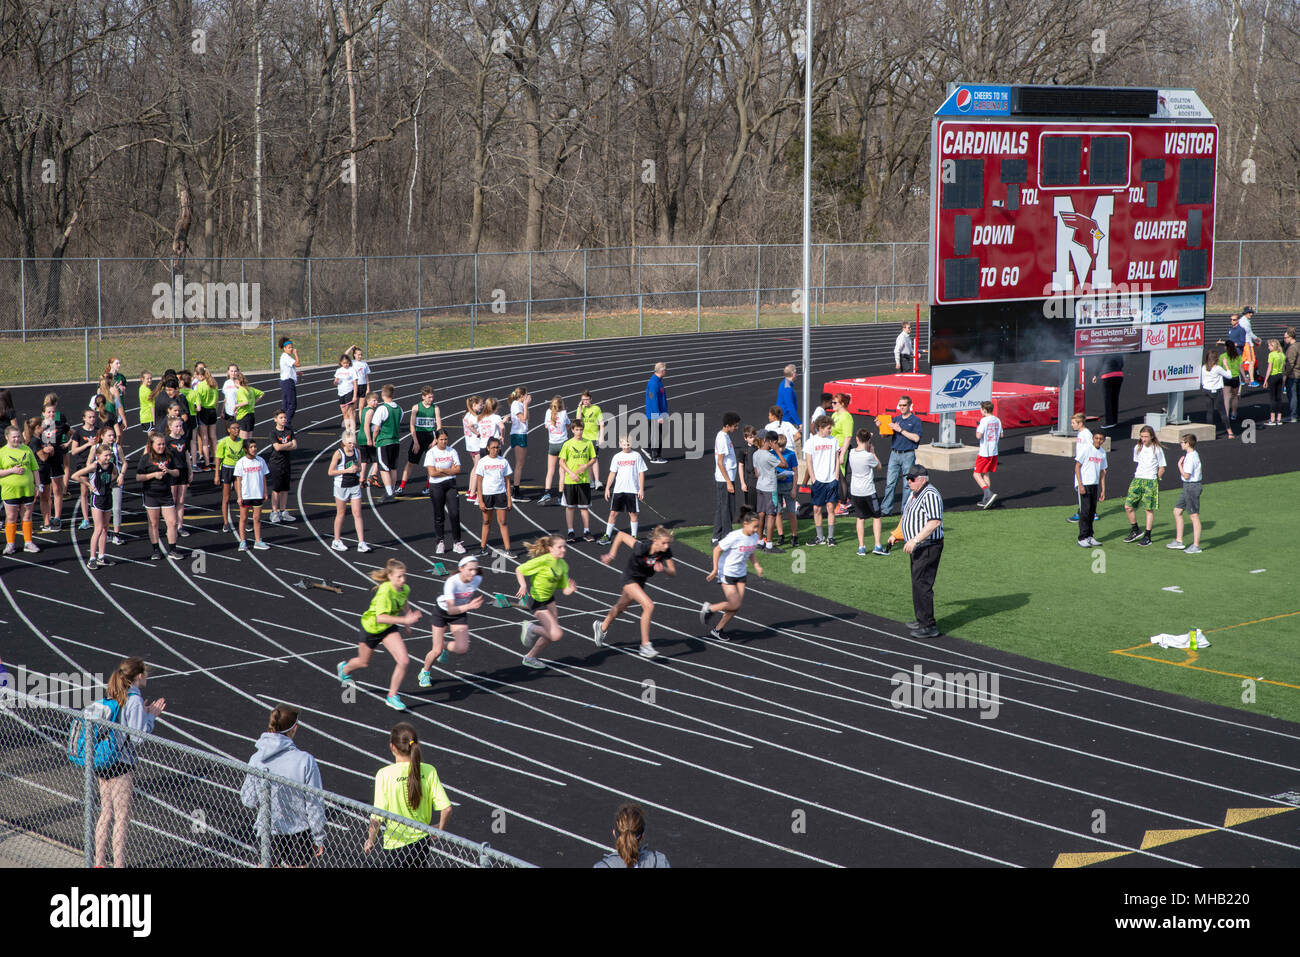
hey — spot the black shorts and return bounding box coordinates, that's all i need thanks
[220,465,236,485]
[609,492,638,513]
[480,492,508,510]
[91,494,113,513]
[720,573,747,586]
[48,449,65,474]
[526,595,554,613]
[408,432,433,465]
[428,605,469,629]
[241,497,265,509]
[377,444,399,471]
[142,490,173,510]
[94,762,132,781]
[174,468,191,486]
[384,838,429,869]
[852,494,881,518]
[361,626,398,649]
[37,464,53,485]
[563,484,591,507]
[69,455,90,477]
[268,463,291,493]
[1224,375,1240,388]
[271,831,317,867]
[2,495,34,507]
[359,445,377,464]
[198,407,218,426]
[237,413,255,433]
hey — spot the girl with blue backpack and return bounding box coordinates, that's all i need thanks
[93,657,166,868]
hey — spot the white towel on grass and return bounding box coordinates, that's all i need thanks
[1149,630,1210,649]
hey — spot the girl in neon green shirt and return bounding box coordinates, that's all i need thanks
[1263,338,1287,425]
[338,559,422,711]
[233,373,264,439]
[364,723,451,862]
[515,536,576,668]
[137,372,155,429]
[0,425,40,554]
[193,365,221,471]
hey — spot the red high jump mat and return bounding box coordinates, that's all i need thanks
[824,372,1084,429]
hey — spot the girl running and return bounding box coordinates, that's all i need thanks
[340,560,422,710]
[539,395,569,505]
[462,396,483,503]
[0,425,41,554]
[399,386,441,495]
[358,392,381,487]
[595,526,675,658]
[418,555,483,686]
[71,445,118,568]
[515,535,576,669]
[232,439,270,551]
[335,353,358,429]
[165,416,192,536]
[214,420,245,532]
[193,364,221,470]
[233,372,264,441]
[364,723,452,865]
[136,432,182,560]
[600,435,647,544]
[700,506,763,640]
[508,385,531,500]
[471,437,513,556]
[348,345,371,399]
[328,432,372,552]
[424,429,465,555]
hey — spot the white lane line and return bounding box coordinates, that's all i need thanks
[112,582,196,606]
[16,589,102,613]
[3,555,69,573]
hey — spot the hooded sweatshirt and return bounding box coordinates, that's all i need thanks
[240,732,326,845]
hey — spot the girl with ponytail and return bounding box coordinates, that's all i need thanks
[364,722,452,866]
[338,559,422,711]
[593,804,669,868]
[94,657,165,868]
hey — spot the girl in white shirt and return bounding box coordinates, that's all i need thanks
[462,396,483,502]
[540,396,569,505]
[334,354,358,430]
[348,345,371,398]
[418,556,484,686]
[1201,347,1230,438]
[508,386,531,500]
[700,507,763,640]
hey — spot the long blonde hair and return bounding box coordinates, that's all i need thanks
[369,558,405,588]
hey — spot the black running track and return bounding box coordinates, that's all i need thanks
[4,323,1299,868]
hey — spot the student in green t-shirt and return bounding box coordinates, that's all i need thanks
[364,723,451,864]
[338,559,422,711]
[192,364,221,471]
[558,419,598,541]
[515,535,577,669]
[138,371,155,431]
[234,373,264,440]
[576,389,605,478]
[214,420,245,532]
[830,392,855,513]
[1263,338,1287,426]
[0,425,41,554]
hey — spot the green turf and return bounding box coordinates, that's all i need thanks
[674,472,1300,724]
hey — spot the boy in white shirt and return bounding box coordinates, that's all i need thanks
[1168,433,1203,553]
[802,416,841,546]
[600,436,647,544]
[1069,412,1094,524]
[1123,425,1166,546]
[972,400,1002,509]
[1073,431,1107,547]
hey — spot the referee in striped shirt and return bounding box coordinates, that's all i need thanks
[900,464,943,639]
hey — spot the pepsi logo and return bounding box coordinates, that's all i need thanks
[955,88,972,113]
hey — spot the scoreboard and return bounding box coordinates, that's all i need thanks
[927,85,1218,365]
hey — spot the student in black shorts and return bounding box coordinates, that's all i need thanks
[68,407,100,530]
[240,705,326,867]
[593,526,676,659]
[267,410,297,525]
[136,432,183,561]
[165,416,192,536]
[40,399,70,530]
[71,445,118,569]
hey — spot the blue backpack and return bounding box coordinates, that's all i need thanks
[67,697,123,770]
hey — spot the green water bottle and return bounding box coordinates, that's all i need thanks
[1189,628,1197,650]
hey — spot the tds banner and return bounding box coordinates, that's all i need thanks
[930,362,995,413]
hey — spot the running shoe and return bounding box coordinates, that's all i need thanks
[87,558,100,570]
[39,523,54,533]
[331,539,347,551]
[537,493,553,505]
[435,541,446,555]
[811,536,827,546]
[834,503,851,516]
[436,650,450,665]
[1123,528,1143,543]
[650,458,667,465]
[79,519,91,530]
[582,531,596,542]
[597,535,612,546]
[381,491,395,503]
[22,541,39,554]
[521,656,546,669]
[639,643,659,659]
[1185,545,1203,554]
[512,490,532,503]
[253,540,270,550]
[871,545,889,556]
[698,600,712,626]
[1067,513,1080,522]
[1139,533,1152,547]
[2,543,15,556]
[357,542,373,553]
[591,621,605,647]
[269,512,282,524]
[981,493,998,509]
[452,542,466,554]
[280,511,297,523]
[238,540,249,552]
[385,695,407,711]
[178,527,190,537]
[397,482,407,494]
[417,669,433,689]
[222,523,232,533]
[109,534,123,545]
[51,518,61,531]
[167,547,185,560]
[97,557,116,567]
[1077,539,1091,548]
[857,546,867,556]
[791,535,799,547]
[478,547,492,558]
[710,628,727,641]
[150,546,163,560]
[566,531,577,544]
[520,621,534,648]
[1166,540,1186,550]
[337,661,353,684]
[880,538,891,554]
[1086,537,1103,547]
[827,537,837,547]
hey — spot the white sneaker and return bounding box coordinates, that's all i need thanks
[2,543,14,555]
[591,621,605,647]
[639,643,659,659]
[23,541,39,554]
[331,539,348,551]
[1166,540,1186,550]
[452,542,466,554]
[253,540,270,551]
[357,542,373,553]
[435,541,446,555]
[521,621,534,648]
[280,511,297,523]
[238,541,249,552]
[521,656,546,669]
[269,511,282,524]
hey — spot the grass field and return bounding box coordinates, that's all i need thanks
[0,302,917,386]
[674,472,1300,724]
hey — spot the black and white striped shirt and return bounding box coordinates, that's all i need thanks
[901,481,944,546]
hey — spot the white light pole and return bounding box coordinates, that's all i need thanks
[800,0,813,429]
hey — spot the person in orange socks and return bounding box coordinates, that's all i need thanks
[0,425,41,554]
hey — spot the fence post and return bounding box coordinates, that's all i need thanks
[819,243,828,325]
[874,285,879,323]
[637,246,643,337]
[82,715,94,867]
[755,245,762,329]
[1255,275,1259,309]
[181,323,186,370]
[363,255,369,321]
[526,250,532,345]
[19,258,26,342]
[269,317,275,370]
[472,251,478,350]
[582,248,588,340]
[96,259,103,341]
[306,258,313,327]
[416,255,422,354]
[315,317,321,368]
[479,842,492,868]
[1236,240,1242,306]
[890,242,896,303]
[84,329,90,382]
[257,777,272,868]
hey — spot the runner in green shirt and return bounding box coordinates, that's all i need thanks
[192,364,221,471]
[515,536,576,668]
[339,559,422,711]
[1263,338,1287,426]
[577,389,605,452]
[138,372,155,429]
[214,421,245,532]
[0,425,41,554]
[830,393,855,514]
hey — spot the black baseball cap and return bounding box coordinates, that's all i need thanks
[906,464,929,479]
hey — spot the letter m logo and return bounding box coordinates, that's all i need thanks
[1052,195,1114,293]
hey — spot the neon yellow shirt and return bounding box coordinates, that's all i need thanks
[362,581,410,634]
[216,436,245,468]
[0,445,38,498]
[194,380,219,410]
[518,553,570,602]
[558,438,596,485]
[138,385,155,424]
[235,385,264,417]
[580,403,603,441]
[371,762,451,849]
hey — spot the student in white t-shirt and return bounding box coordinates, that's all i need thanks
[848,429,884,555]
[1169,433,1204,553]
[802,416,841,546]
[423,429,465,556]
[711,412,741,544]
[539,395,569,505]
[232,441,270,552]
[277,338,299,424]
[601,436,647,544]
[419,555,484,687]
[1069,412,1093,523]
[222,364,242,422]
[973,400,1002,509]
[347,345,370,398]
[334,354,358,430]
[700,507,763,641]
[462,395,483,501]
[1123,425,1166,546]
[507,386,531,501]
[471,437,513,556]
[1073,430,1108,547]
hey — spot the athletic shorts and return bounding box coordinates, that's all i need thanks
[563,484,591,507]
[778,490,797,513]
[609,492,638,513]
[219,465,236,485]
[427,605,469,629]
[198,407,218,426]
[810,480,839,506]
[479,492,508,511]
[94,762,132,781]
[1223,375,1240,388]
[360,626,397,649]
[1175,482,1201,514]
[271,831,317,868]
[510,434,527,448]
[268,464,291,493]
[37,463,53,485]
[2,495,34,507]
[1124,477,1159,512]
[548,442,564,456]
[757,493,779,516]
[236,413,255,433]
[174,468,191,486]
[720,574,747,586]
[974,455,998,474]
[47,448,65,473]
[526,595,554,613]
[91,495,113,513]
[851,494,881,519]
[359,445,376,464]
[377,445,399,472]
[241,497,264,509]
[408,432,433,465]
[142,490,173,510]
[335,480,361,501]
[356,383,370,398]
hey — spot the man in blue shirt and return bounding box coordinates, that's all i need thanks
[776,364,801,431]
[645,362,667,463]
[880,395,923,516]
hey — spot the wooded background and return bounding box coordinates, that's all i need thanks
[2,0,1295,270]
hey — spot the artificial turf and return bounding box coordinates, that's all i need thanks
[673,471,1300,724]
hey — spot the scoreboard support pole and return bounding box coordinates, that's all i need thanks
[1167,391,1188,425]
[1051,360,1076,437]
[934,412,960,448]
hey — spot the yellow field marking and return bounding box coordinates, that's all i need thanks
[1206,610,1300,633]
[1053,851,1131,868]
[1223,807,1294,827]
[1140,828,1213,850]
[1054,806,1294,867]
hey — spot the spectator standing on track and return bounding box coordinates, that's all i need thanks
[267,409,297,524]
[348,345,371,400]
[364,723,451,865]
[711,412,741,544]
[1284,327,1300,422]
[93,657,165,869]
[329,432,371,553]
[215,420,245,532]
[137,371,155,434]
[471,436,514,555]
[240,705,326,867]
[1262,339,1286,426]
[72,445,119,569]
[222,365,242,428]
[165,415,192,536]
[424,429,465,556]
[900,465,944,639]
[601,435,647,544]
[972,400,1002,509]
[334,354,358,430]
[1200,347,1229,437]
[193,364,221,471]
[880,395,922,516]
[233,372,263,442]
[594,804,669,868]
[1,424,41,554]
[399,386,441,495]
[137,431,182,560]
[278,337,299,424]
[339,559,422,711]
[1168,433,1203,554]
[1091,354,1125,430]
[594,526,676,658]
[508,385,532,501]
[539,396,569,505]
[232,439,271,552]
[1123,425,1166,547]
[894,321,915,372]
[645,362,668,463]
[1073,431,1107,548]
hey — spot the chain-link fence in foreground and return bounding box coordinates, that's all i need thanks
[0,691,532,868]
